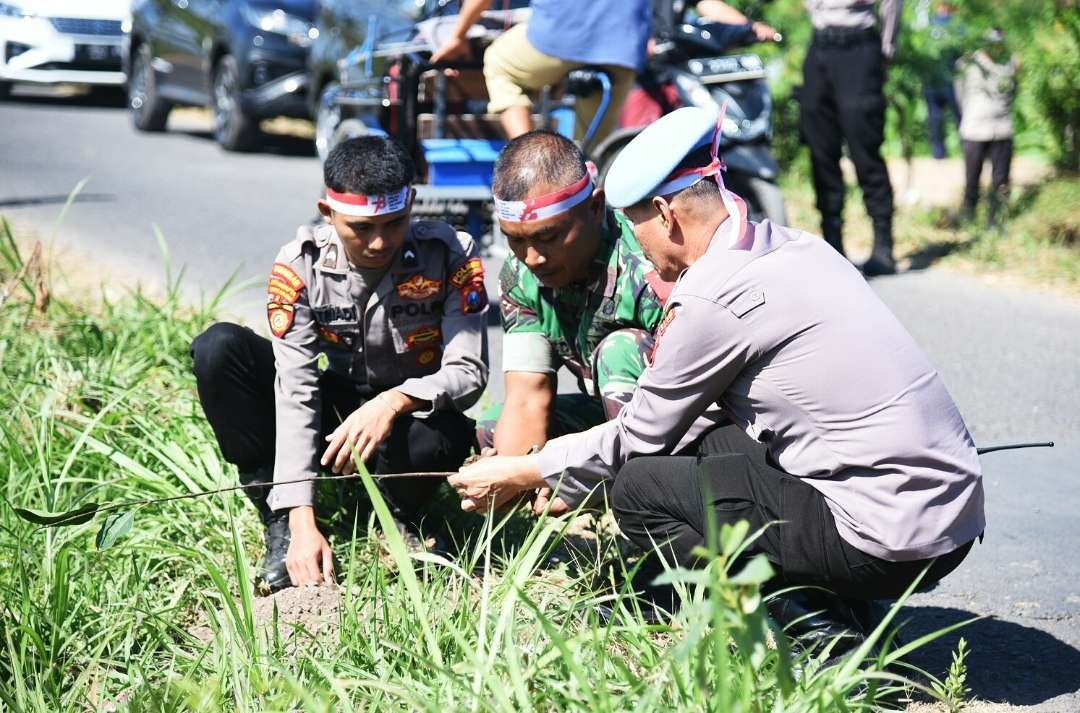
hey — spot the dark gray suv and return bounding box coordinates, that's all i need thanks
[125,0,316,151]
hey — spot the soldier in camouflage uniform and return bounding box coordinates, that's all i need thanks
[478,131,723,515]
[191,137,488,592]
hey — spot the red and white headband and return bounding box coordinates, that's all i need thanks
[494,162,598,223]
[325,186,410,217]
[651,103,750,249]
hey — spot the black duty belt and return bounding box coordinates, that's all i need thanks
[812,26,880,48]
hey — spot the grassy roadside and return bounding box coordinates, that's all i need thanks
[0,216,980,711]
[780,159,1080,297]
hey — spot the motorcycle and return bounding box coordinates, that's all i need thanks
[597,20,787,225]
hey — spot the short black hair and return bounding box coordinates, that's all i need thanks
[627,143,719,212]
[323,135,415,194]
[492,130,587,201]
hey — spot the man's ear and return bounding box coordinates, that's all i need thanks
[317,199,333,220]
[653,196,674,238]
[589,188,606,218]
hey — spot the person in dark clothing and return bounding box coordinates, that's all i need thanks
[799,0,902,276]
[922,2,963,159]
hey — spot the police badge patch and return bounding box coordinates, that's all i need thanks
[395,274,443,300]
[267,262,304,337]
[268,302,296,337]
[461,283,488,314]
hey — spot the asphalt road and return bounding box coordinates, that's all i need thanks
[2,89,1078,710]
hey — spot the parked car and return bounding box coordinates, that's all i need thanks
[125,0,317,151]
[0,0,128,98]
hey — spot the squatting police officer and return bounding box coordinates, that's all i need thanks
[191,137,488,593]
[451,108,984,654]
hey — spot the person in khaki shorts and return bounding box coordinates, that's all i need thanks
[431,0,650,148]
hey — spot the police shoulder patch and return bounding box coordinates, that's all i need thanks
[460,282,488,314]
[649,306,679,364]
[268,302,296,338]
[450,256,485,288]
[270,262,305,294]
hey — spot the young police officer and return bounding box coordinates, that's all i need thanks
[451,108,984,650]
[477,131,724,515]
[192,137,488,593]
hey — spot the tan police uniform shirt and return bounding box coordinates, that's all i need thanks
[266,220,489,510]
[538,216,985,562]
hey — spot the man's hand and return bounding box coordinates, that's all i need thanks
[430,36,471,63]
[751,22,779,42]
[449,454,546,512]
[286,506,334,586]
[531,486,571,517]
[321,392,401,474]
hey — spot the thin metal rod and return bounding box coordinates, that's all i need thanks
[35,471,455,528]
[976,441,1055,455]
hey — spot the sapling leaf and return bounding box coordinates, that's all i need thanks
[728,554,775,586]
[95,510,135,550]
[12,502,101,526]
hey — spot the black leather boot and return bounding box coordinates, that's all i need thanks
[241,465,291,596]
[861,216,897,276]
[254,509,292,596]
[821,215,845,257]
[766,589,868,664]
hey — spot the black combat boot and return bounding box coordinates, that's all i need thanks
[241,465,292,596]
[821,215,845,257]
[255,509,292,596]
[860,216,897,276]
[766,589,868,665]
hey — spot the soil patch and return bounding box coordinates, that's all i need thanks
[190,584,345,645]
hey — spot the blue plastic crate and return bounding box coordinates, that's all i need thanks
[422,138,506,187]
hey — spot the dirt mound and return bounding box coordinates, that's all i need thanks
[189,584,346,645]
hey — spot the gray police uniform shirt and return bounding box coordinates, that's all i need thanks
[266,220,489,511]
[538,216,985,562]
[805,0,903,58]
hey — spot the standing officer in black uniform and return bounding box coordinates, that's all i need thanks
[800,0,902,276]
[190,137,488,593]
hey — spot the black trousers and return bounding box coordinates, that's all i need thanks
[189,322,476,518]
[962,138,1013,223]
[800,31,895,225]
[610,424,973,600]
[925,84,961,160]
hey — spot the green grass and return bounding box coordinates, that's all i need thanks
[781,166,1080,295]
[0,217,971,711]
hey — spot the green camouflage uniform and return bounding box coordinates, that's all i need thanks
[478,210,669,447]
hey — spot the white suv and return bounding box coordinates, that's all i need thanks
[0,0,129,97]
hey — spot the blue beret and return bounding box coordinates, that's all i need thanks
[604,107,720,209]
